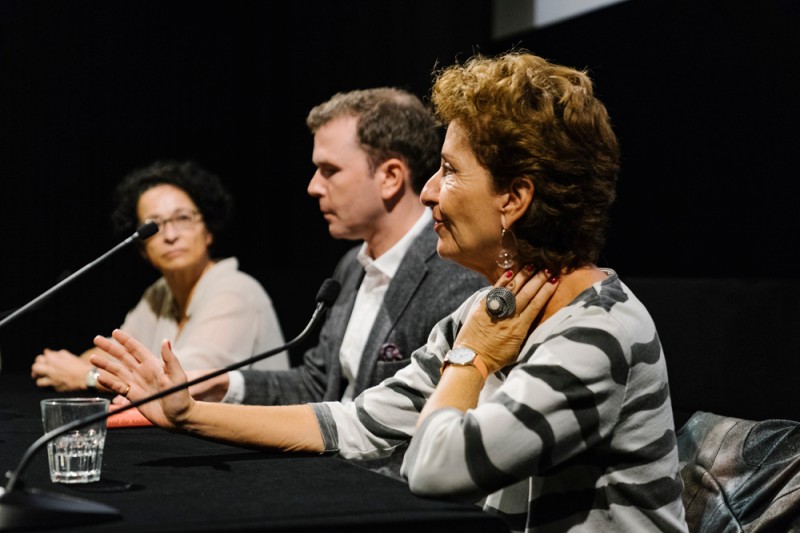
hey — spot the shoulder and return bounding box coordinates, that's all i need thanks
[199,257,271,303]
[140,276,171,303]
[589,273,657,338]
[423,251,487,293]
[407,225,438,257]
[428,254,485,282]
[409,228,487,285]
[335,244,362,268]
[330,244,364,281]
[538,273,658,362]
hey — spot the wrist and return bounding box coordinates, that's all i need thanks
[174,399,200,430]
[442,347,489,380]
[471,355,489,380]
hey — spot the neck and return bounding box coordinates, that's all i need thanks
[163,258,214,318]
[364,200,425,260]
[537,265,607,324]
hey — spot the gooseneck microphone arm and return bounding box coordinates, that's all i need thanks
[0,221,159,331]
[2,278,341,497]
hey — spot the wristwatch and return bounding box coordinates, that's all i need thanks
[85,366,100,389]
[442,347,489,380]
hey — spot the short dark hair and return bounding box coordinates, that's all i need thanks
[306,87,441,194]
[111,160,234,254]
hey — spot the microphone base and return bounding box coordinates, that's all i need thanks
[0,487,120,530]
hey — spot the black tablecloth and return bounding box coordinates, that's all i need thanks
[0,372,508,532]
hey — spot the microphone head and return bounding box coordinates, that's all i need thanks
[316,279,341,307]
[134,221,159,241]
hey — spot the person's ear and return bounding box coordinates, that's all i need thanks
[377,158,406,201]
[500,177,534,226]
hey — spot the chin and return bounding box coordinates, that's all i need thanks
[435,242,458,261]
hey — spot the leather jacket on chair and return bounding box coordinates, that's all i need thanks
[677,411,800,532]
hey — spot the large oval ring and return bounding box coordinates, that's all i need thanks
[485,287,516,319]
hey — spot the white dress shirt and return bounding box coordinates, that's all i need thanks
[339,209,430,401]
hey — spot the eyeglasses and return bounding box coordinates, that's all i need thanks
[144,210,202,233]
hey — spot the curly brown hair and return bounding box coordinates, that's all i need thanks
[430,51,620,274]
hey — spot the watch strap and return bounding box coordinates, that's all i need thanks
[470,355,489,380]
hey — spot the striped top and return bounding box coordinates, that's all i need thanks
[312,271,688,532]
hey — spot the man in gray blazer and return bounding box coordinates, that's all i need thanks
[237,227,484,405]
[188,88,486,415]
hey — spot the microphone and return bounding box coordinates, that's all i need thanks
[0,221,159,331]
[0,278,341,530]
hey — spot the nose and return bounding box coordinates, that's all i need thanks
[160,221,180,241]
[420,170,441,207]
[307,170,324,198]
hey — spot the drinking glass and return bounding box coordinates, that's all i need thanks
[40,397,110,483]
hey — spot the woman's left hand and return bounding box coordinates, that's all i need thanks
[454,266,558,374]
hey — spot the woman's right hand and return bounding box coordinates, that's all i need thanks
[453,266,558,374]
[91,329,195,429]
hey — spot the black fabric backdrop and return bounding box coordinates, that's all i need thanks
[1,0,799,373]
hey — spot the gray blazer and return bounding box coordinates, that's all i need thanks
[240,228,488,405]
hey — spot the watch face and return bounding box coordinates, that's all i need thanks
[446,347,477,365]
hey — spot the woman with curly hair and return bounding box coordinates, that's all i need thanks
[31,160,288,392]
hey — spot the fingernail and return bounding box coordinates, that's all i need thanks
[505,270,514,278]
[525,263,534,272]
[549,275,559,284]
[167,340,172,350]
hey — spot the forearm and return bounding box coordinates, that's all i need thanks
[416,365,484,428]
[404,364,489,500]
[177,402,326,453]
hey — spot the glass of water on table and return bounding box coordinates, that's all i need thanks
[40,397,110,483]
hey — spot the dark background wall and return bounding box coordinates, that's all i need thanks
[1,0,798,372]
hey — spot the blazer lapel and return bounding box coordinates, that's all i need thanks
[352,230,436,396]
[323,252,366,400]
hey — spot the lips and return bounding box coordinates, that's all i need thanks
[163,249,186,259]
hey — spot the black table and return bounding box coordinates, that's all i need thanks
[0,372,508,532]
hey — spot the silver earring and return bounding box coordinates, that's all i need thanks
[496,228,518,269]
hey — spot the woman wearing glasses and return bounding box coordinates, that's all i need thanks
[30,160,289,392]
